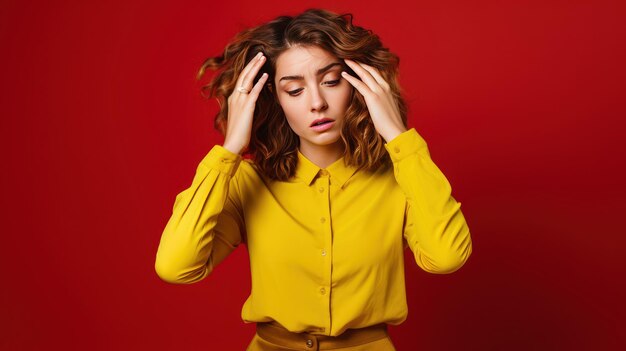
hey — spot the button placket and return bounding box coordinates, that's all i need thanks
[317,172,332,333]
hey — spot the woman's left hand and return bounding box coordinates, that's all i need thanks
[341,59,407,142]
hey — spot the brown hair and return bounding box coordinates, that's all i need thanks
[197,8,408,181]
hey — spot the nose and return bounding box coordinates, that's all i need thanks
[309,86,328,112]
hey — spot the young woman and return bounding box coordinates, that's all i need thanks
[155,8,473,350]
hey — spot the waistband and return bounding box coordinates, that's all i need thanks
[255,322,388,350]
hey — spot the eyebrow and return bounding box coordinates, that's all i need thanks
[278,62,343,83]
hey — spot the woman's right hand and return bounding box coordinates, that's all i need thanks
[222,52,269,155]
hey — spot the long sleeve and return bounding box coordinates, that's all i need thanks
[384,128,473,274]
[155,145,245,284]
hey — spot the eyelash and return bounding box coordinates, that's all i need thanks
[287,79,341,96]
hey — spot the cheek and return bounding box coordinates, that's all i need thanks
[331,86,352,111]
[279,100,305,130]
[280,100,296,118]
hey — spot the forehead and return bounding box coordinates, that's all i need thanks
[275,46,338,75]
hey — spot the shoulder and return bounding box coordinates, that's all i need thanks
[233,158,273,187]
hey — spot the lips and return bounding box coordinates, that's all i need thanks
[310,118,334,127]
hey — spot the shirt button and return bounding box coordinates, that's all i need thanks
[394,146,401,153]
[319,287,326,295]
[320,217,326,223]
[306,339,314,348]
[321,249,327,256]
[319,187,324,193]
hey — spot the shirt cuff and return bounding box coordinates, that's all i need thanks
[199,145,243,177]
[384,128,429,163]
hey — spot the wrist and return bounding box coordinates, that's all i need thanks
[382,126,407,144]
[222,142,243,155]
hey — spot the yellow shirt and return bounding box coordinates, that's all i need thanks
[155,128,472,336]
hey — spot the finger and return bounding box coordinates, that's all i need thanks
[241,55,266,89]
[236,52,262,86]
[235,52,262,87]
[237,53,266,91]
[341,70,372,97]
[248,72,269,99]
[344,59,380,92]
[358,63,390,90]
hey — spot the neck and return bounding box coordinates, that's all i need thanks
[298,139,345,169]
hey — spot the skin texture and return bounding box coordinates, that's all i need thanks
[341,59,406,143]
[223,45,407,169]
[274,45,352,168]
[223,51,268,155]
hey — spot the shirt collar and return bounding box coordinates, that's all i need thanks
[295,149,359,188]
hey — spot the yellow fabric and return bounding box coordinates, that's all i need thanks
[155,128,473,336]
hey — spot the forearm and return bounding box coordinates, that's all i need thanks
[385,128,473,273]
[155,145,243,283]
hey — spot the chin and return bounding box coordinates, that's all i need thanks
[304,132,342,146]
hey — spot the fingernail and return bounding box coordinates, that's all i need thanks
[255,52,262,58]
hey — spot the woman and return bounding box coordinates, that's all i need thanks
[155,8,473,350]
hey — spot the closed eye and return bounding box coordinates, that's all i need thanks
[287,79,342,96]
[287,88,304,96]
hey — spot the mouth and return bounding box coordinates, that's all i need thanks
[310,118,336,132]
[310,118,335,127]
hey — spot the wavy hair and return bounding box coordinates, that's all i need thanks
[197,8,407,181]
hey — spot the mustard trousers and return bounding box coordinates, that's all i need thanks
[246,322,397,351]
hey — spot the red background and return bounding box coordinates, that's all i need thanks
[1,0,625,350]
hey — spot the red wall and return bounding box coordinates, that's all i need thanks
[1,0,624,349]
